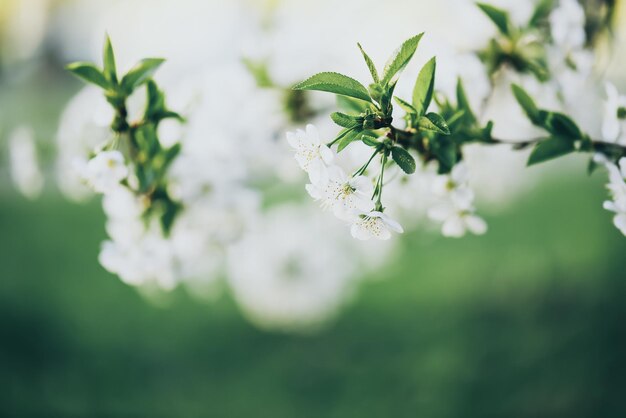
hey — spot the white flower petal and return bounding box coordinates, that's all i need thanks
[442,216,466,238]
[465,215,488,235]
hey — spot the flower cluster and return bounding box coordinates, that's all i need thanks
[287,33,492,241]
[60,33,392,331]
[287,124,404,240]
[288,2,626,242]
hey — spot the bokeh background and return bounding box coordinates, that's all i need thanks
[1,0,626,416]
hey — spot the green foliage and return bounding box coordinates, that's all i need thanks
[432,137,458,174]
[476,3,549,82]
[394,97,417,114]
[477,2,511,35]
[361,131,380,147]
[511,84,542,124]
[418,113,450,135]
[511,84,592,167]
[66,62,110,89]
[337,128,362,152]
[294,72,372,103]
[331,112,362,129]
[413,57,436,117]
[103,35,118,85]
[381,33,424,86]
[357,43,379,83]
[391,146,416,174]
[543,112,582,139]
[527,136,575,166]
[456,78,477,125]
[66,36,182,236]
[242,58,274,88]
[529,0,556,27]
[121,58,165,93]
[337,96,371,114]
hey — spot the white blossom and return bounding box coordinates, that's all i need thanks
[350,211,404,241]
[8,126,44,199]
[602,83,626,146]
[428,204,488,238]
[550,0,586,51]
[428,163,487,238]
[227,205,356,332]
[287,124,334,184]
[305,165,374,221]
[600,157,626,236]
[79,150,129,194]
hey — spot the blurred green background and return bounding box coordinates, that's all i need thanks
[2,2,626,417]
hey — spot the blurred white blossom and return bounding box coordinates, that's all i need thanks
[78,150,128,194]
[602,83,626,146]
[351,211,404,241]
[8,126,44,199]
[227,205,357,332]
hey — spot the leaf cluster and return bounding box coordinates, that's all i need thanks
[476,2,551,82]
[67,36,184,234]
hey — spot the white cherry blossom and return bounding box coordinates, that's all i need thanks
[601,157,626,236]
[305,165,374,221]
[428,162,487,237]
[287,124,334,184]
[79,150,129,194]
[428,204,488,238]
[350,211,404,241]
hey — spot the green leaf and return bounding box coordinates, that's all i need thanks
[379,79,397,114]
[527,136,575,166]
[511,84,542,124]
[66,62,110,90]
[446,109,467,127]
[242,58,274,88]
[121,58,165,93]
[368,83,384,103]
[456,78,476,124]
[162,143,182,171]
[103,35,117,84]
[294,72,372,103]
[391,146,416,174]
[418,113,451,135]
[146,80,165,118]
[477,2,511,35]
[361,131,380,147]
[337,96,370,114]
[394,96,417,114]
[433,139,457,173]
[357,43,379,83]
[337,129,362,152]
[544,112,582,139]
[412,57,436,117]
[330,112,361,128]
[587,157,599,175]
[529,0,555,27]
[381,33,424,86]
